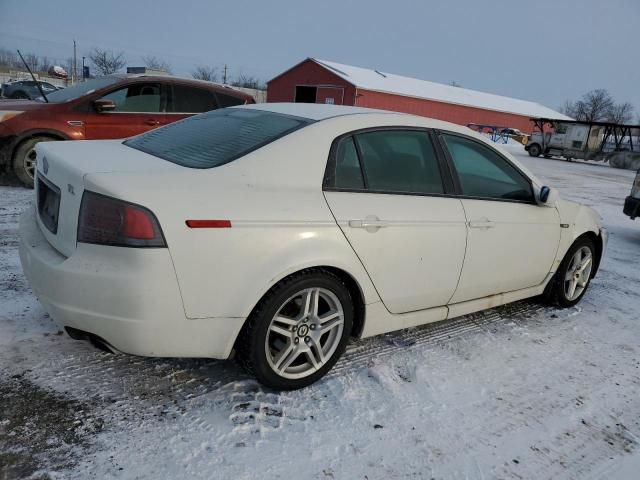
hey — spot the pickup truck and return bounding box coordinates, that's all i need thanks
[623,168,640,220]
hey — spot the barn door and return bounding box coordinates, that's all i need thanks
[316,86,344,105]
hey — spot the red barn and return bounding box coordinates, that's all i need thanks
[267,58,570,133]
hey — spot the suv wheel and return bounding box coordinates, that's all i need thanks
[13,136,55,188]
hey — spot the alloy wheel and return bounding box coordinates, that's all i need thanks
[265,287,345,380]
[564,246,593,301]
[24,147,37,180]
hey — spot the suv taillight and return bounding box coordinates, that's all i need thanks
[77,191,166,247]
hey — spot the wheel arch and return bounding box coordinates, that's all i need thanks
[240,265,368,343]
[11,129,70,159]
[574,230,604,278]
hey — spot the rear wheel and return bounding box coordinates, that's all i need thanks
[528,143,542,157]
[10,91,28,99]
[12,136,56,188]
[543,237,595,308]
[236,269,353,390]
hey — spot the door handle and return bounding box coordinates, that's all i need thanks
[145,119,160,126]
[468,219,495,229]
[348,216,388,232]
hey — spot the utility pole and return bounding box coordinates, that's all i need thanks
[73,40,77,85]
[82,56,85,81]
[223,64,227,84]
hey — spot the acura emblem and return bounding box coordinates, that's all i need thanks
[42,156,49,174]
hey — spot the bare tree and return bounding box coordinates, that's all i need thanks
[607,102,634,125]
[191,65,218,82]
[89,48,126,75]
[141,55,172,73]
[571,89,614,122]
[38,56,51,73]
[0,48,18,68]
[560,99,579,119]
[23,53,39,72]
[231,74,265,90]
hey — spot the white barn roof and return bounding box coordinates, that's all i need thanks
[312,58,571,120]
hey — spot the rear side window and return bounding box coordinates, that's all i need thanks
[169,85,218,113]
[216,91,247,108]
[442,134,534,202]
[124,108,311,168]
[334,137,364,189]
[355,130,444,194]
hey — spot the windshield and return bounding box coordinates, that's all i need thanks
[35,76,121,103]
[124,108,312,169]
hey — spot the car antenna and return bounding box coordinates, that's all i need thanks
[17,49,49,103]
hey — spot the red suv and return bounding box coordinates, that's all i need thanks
[0,74,255,186]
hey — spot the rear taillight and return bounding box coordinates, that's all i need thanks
[77,191,166,247]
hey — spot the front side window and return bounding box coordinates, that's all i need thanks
[169,85,217,113]
[38,76,121,103]
[442,134,534,202]
[355,130,444,194]
[125,108,311,168]
[100,83,162,113]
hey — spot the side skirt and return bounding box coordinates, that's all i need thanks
[360,272,554,339]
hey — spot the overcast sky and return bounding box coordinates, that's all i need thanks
[1,0,638,115]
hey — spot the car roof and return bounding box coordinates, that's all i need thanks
[108,73,253,98]
[237,102,395,121]
[236,103,470,132]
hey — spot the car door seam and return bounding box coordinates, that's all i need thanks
[446,198,469,306]
[320,192,390,314]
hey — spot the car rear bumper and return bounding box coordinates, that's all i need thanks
[624,196,640,219]
[19,206,244,359]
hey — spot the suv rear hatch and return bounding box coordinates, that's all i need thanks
[34,139,181,257]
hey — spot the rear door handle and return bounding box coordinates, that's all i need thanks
[468,219,495,229]
[145,119,160,126]
[348,215,389,232]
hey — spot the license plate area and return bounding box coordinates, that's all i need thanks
[37,174,61,234]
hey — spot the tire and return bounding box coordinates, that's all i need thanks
[10,91,28,99]
[528,143,542,157]
[12,136,56,188]
[542,236,596,308]
[236,269,354,390]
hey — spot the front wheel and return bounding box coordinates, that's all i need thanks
[543,237,595,308]
[236,269,353,390]
[528,143,542,157]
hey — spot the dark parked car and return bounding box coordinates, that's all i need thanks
[1,80,60,99]
[0,74,255,186]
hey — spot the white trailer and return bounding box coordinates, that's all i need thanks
[525,118,640,165]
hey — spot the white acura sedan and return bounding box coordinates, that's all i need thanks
[19,103,606,389]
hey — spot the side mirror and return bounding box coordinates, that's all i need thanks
[93,99,116,112]
[538,186,559,206]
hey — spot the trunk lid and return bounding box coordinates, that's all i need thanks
[34,139,181,257]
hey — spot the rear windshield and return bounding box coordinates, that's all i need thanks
[124,108,312,168]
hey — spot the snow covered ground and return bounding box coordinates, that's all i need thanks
[1,146,639,480]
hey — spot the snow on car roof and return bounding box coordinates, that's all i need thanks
[312,58,573,121]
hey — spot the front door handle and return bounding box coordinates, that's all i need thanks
[468,219,495,229]
[349,216,388,232]
[145,119,161,126]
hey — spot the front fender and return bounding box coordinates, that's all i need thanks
[553,200,605,274]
